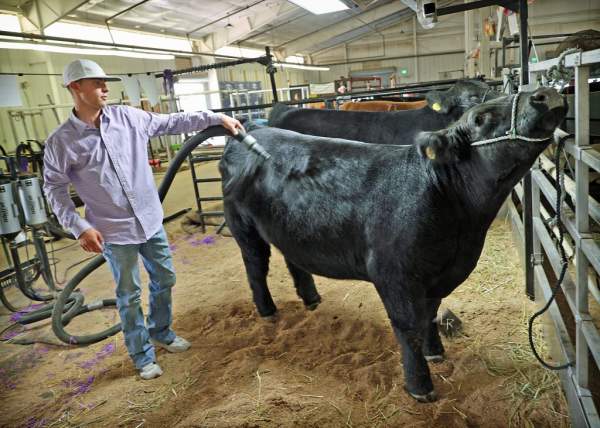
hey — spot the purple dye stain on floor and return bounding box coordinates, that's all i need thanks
[35,345,49,355]
[9,303,45,322]
[2,328,23,340]
[78,343,115,370]
[25,416,47,428]
[189,235,216,247]
[64,375,95,396]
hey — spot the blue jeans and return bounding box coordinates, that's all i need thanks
[102,226,176,369]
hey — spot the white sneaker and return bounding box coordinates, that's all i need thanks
[152,336,191,353]
[139,362,163,380]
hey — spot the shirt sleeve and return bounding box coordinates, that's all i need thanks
[129,106,224,138]
[42,141,91,239]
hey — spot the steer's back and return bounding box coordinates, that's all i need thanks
[268,104,452,145]
[220,127,420,280]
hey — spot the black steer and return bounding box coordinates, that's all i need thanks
[268,79,500,144]
[220,88,567,402]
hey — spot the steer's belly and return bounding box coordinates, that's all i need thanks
[259,224,370,281]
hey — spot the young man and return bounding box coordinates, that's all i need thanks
[43,59,243,379]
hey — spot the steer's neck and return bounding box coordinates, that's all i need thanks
[452,140,549,224]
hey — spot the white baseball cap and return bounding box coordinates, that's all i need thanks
[62,59,122,88]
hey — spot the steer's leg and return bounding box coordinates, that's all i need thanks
[225,208,277,317]
[284,258,321,310]
[373,283,436,403]
[423,298,445,362]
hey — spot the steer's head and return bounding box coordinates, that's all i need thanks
[417,87,568,164]
[426,79,502,116]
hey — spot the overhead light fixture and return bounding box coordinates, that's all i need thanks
[287,0,349,15]
[275,62,329,71]
[0,40,175,60]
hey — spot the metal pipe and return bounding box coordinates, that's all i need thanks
[518,0,535,300]
[319,49,464,67]
[266,47,278,103]
[437,0,518,16]
[574,61,591,392]
[0,30,238,60]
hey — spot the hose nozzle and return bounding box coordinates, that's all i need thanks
[232,130,271,160]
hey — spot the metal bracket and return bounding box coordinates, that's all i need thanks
[573,51,583,66]
[577,314,594,323]
[574,232,595,249]
[574,145,593,161]
[530,252,544,266]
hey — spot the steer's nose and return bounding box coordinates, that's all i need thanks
[529,87,566,111]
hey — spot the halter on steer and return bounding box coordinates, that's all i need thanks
[470,91,553,148]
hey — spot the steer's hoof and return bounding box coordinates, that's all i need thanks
[405,387,438,403]
[259,310,278,323]
[305,300,321,311]
[425,354,445,363]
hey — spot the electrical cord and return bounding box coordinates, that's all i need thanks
[527,132,574,370]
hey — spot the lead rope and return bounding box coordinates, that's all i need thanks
[527,132,573,370]
[466,91,573,369]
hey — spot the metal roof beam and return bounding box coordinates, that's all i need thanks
[280,1,411,56]
[308,8,415,55]
[20,0,89,33]
[202,1,294,52]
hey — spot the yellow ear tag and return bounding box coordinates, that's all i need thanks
[425,146,436,160]
[432,102,441,112]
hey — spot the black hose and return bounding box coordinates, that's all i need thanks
[10,243,53,302]
[527,134,573,370]
[51,125,242,345]
[16,292,84,325]
[0,284,20,312]
[51,256,118,344]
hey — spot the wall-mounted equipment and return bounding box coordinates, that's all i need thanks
[417,1,437,29]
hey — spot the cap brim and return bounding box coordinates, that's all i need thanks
[63,75,122,88]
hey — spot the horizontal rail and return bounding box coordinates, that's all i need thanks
[194,177,222,183]
[529,48,600,72]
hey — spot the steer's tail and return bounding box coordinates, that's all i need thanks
[268,102,291,127]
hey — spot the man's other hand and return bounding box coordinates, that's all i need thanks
[220,114,244,136]
[79,228,104,253]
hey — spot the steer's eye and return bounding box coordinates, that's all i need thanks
[474,114,485,127]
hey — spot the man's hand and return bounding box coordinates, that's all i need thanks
[79,228,104,253]
[219,114,244,136]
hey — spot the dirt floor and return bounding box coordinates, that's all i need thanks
[0,161,570,427]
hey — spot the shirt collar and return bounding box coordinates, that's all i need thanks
[68,107,108,134]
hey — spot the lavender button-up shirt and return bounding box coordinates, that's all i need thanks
[43,105,223,244]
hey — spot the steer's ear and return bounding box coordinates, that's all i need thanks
[416,128,471,164]
[426,90,451,114]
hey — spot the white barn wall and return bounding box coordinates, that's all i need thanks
[0,49,175,151]
[312,0,599,85]
[0,48,316,150]
[214,62,318,102]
